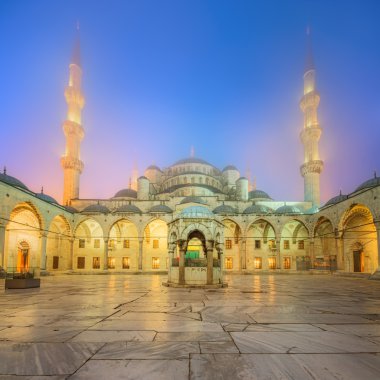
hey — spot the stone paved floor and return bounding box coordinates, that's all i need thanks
[1,274,380,379]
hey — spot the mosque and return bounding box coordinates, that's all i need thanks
[1,31,379,284]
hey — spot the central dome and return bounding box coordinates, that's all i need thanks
[173,157,212,166]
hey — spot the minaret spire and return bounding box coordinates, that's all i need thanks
[300,27,323,207]
[61,24,85,204]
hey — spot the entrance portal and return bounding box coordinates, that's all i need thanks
[353,250,363,272]
[16,241,30,272]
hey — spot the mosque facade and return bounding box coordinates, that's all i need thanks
[1,32,380,281]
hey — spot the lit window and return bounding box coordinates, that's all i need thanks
[284,240,290,249]
[254,257,262,269]
[225,239,232,249]
[225,257,233,269]
[298,240,305,250]
[108,257,115,269]
[92,257,100,269]
[283,257,291,269]
[122,257,130,269]
[77,257,85,269]
[123,239,130,248]
[268,240,276,249]
[153,239,159,249]
[94,239,100,248]
[152,257,160,269]
[109,239,116,249]
[268,257,276,269]
[79,239,85,248]
[255,240,261,249]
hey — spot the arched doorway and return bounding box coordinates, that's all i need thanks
[314,217,335,270]
[143,219,168,271]
[17,240,30,272]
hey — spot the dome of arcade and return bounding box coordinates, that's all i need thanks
[0,171,29,191]
[64,205,78,213]
[249,189,272,200]
[275,205,302,214]
[114,204,142,214]
[355,174,380,192]
[35,192,58,204]
[149,204,173,213]
[324,193,348,207]
[179,205,214,219]
[180,196,207,205]
[213,204,238,215]
[112,188,137,198]
[81,204,110,214]
[243,204,273,214]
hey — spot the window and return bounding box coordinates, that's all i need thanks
[52,256,59,269]
[77,257,85,269]
[298,240,305,250]
[123,239,130,248]
[94,239,100,248]
[268,240,276,249]
[122,257,130,269]
[153,239,159,249]
[255,240,261,249]
[109,239,116,249]
[108,257,115,269]
[225,239,232,249]
[283,257,291,269]
[152,257,160,269]
[225,257,233,269]
[92,257,100,269]
[79,239,85,248]
[254,257,262,269]
[268,257,276,269]
[284,240,290,249]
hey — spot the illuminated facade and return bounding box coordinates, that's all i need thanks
[1,32,380,280]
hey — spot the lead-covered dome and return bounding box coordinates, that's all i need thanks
[173,157,212,166]
[180,205,214,218]
[324,193,348,207]
[64,206,78,213]
[115,204,142,213]
[81,204,110,214]
[35,192,58,204]
[180,196,207,205]
[249,190,272,200]
[0,171,29,191]
[355,175,380,192]
[149,204,173,213]
[222,165,238,171]
[213,205,238,215]
[243,204,273,214]
[276,205,302,214]
[113,188,137,198]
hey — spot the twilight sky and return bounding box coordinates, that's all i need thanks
[0,0,379,204]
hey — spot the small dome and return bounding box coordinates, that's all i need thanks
[180,205,214,218]
[35,192,58,204]
[64,206,78,213]
[222,165,238,171]
[81,204,110,214]
[138,176,149,180]
[146,165,162,172]
[355,175,380,192]
[275,205,302,214]
[113,188,137,198]
[324,193,348,206]
[180,196,207,205]
[115,204,142,213]
[149,204,173,213]
[249,190,272,200]
[0,172,29,190]
[213,205,238,215]
[237,176,248,181]
[243,204,273,214]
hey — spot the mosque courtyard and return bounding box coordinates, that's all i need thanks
[0,273,380,379]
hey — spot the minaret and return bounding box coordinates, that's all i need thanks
[300,28,323,207]
[61,24,85,204]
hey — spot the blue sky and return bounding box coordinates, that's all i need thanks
[0,0,379,203]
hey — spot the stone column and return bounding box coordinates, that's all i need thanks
[240,238,247,270]
[309,239,315,269]
[138,238,143,271]
[103,238,109,270]
[68,238,74,270]
[40,233,48,270]
[276,239,281,269]
[0,225,5,268]
[167,248,174,282]
[334,229,344,271]
[178,240,186,285]
[374,221,380,271]
[206,240,214,285]
[216,243,224,284]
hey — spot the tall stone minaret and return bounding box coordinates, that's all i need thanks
[300,28,323,207]
[61,25,85,205]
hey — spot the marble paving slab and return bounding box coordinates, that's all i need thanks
[190,353,380,380]
[155,332,232,342]
[70,330,156,342]
[245,323,323,332]
[94,341,200,359]
[0,326,82,342]
[231,331,380,353]
[70,359,189,380]
[199,341,239,353]
[0,342,102,375]
[315,323,380,336]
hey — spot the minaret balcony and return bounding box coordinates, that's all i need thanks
[63,120,85,140]
[300,127,322,143]
[299,91,320,111]
[61,156,84,173]
[300,160,324,176]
